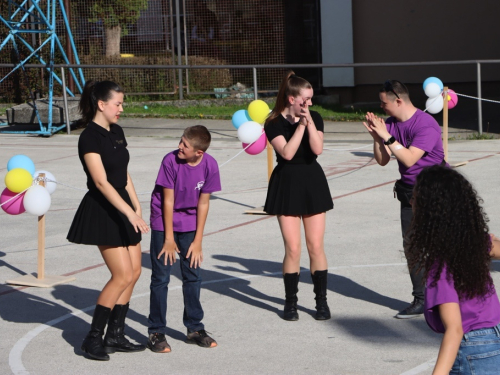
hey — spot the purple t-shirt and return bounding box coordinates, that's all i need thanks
[424,265,500,334]
[386,109,445,185]
[150,150,221,232]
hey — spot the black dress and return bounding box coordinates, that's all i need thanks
[264,111,333,216]
[67,122,141,247]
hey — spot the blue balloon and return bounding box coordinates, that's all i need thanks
[231,109,252,129]
[423,77,443,91]
[7,155,35,175]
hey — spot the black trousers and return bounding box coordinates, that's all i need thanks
[395,180,424,302]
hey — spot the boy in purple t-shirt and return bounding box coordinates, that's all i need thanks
[147,125,221,353]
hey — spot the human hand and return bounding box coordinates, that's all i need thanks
[298,98,312,126]
[157,238,179,266]
[364,112,390,140]
[128,212,150,234]
[186,240,203,269]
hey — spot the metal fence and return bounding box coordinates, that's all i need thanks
[0,0,288,101]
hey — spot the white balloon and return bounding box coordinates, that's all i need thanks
[424,82,442,98]
[33,170,57,195]
[426,95,444,114]
[23,185,51,216]
[237,121,263,144]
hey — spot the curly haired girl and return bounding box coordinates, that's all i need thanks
[407,165,500,374]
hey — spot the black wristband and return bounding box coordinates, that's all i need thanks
[384,136,396,146]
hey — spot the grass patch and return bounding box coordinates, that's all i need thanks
[449,132,498,141]
[123,101,383,122]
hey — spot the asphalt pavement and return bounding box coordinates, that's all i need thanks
[1,117,499,375]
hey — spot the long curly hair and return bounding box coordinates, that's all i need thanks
[407,165,493,300]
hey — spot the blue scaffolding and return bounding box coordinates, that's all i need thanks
[0,0,85,135]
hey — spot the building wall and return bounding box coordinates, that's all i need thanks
[351,1,500,85]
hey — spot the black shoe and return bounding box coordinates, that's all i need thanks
[311,270,331,320]
[186,329,217,348]
[147,333,171,353]
[103,303,146,353]
[395,299,424,319]
[283,273,300,321]
[81,304,111,361]
[283,301,299,321]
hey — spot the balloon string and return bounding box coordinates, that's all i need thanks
[454,92,500,104]
[423,92,443,113]
[0,186,32,208]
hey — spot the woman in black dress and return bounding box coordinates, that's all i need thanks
[67,81,149,360]
[264,71,333,321]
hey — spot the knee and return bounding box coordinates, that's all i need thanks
[132,265,142,283]
[285,245,301,262]
[112,273,134,290]
[306,241,324,257]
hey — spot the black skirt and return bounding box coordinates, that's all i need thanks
[67,188,141,247]
[264,161,333,216]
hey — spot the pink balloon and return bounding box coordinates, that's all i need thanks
[242,132,267,155]
[0,187,26,215]
[445,89,458,109]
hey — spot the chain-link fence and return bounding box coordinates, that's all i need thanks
[1,0,300,102]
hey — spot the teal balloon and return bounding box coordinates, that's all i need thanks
[231,109,252,129]
[423,77,443,91]
[7,155,35,175]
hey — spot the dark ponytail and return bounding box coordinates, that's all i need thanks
[79,80,124,126]
[265,71,312,126]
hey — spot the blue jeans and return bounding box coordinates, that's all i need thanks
[450,324,500,374]
[148,230,204,334]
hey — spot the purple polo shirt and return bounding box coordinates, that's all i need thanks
[386,109,445,185]
[150,150,221,232]
[424,264,500,334]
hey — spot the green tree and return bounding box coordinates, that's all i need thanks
[89,0,148,57]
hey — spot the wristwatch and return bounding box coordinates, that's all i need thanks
[384,136,396,146]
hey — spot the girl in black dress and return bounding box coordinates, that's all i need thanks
[264,71,333,321]
[67,81,149,360]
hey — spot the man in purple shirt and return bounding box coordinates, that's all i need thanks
[363,80,446,319]
[147,125,221,352]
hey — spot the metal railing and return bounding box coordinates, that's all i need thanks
[2,59,500,135]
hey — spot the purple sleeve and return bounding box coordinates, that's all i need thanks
[426,268,460,310]
[201,156,221,194]
[155,153,176,189]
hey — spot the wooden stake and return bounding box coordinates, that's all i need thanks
[6,173,76,287]
[37,173,46,279]
[443,86,449,161]
[267,139,273,181]
[245,139,274,215]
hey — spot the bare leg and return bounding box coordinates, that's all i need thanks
[97,245,135,308]
[277,215,302,273]
[303,212,327,273]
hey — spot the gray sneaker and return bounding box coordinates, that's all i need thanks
[395,299,424,319]
[147,333,171,353]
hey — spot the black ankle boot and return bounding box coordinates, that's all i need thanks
[283,273,300,321]
[311,270,331,320]
[81,304,111,360]
[103,303,146,353]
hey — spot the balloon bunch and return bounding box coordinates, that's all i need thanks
[1,155,56,216]
[423,77,458,114]
[231,100,270,155]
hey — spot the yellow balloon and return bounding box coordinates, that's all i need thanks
[5,168,33,193]
[248,100,270,124]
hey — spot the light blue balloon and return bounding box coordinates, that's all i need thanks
[231,109,252,129]
[423,77,443,91]
[7,155,35,175]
